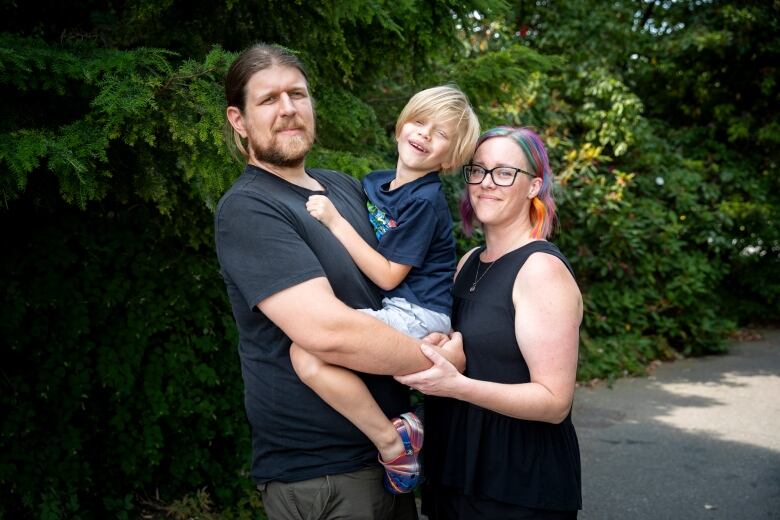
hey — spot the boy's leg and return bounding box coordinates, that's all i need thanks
[289,343,406,462]
[360,297,451,339]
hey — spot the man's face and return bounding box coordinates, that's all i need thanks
[236,65,316,168]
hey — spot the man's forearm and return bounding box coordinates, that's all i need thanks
[258,277,434,376]
[301,308,434,376]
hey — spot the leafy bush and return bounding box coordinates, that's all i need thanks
[1,191,251,517]
[2,0,777,516]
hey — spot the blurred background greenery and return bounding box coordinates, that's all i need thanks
[1,0,778,517]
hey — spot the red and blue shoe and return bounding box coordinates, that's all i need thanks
[379,412,424,494]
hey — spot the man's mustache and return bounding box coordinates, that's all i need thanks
[273,119,309,133]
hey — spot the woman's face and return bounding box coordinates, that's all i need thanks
[468,136,539,228]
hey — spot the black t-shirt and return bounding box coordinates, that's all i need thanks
[215,164,411,483]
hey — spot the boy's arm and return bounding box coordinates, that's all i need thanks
[307,195,411,291]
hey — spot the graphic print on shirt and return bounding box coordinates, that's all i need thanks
[366,199,397,240]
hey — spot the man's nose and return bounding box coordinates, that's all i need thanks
[278,93,297,116]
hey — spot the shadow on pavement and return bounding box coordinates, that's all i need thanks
[574,331,780,519]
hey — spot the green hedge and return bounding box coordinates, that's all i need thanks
[2,0,778,515]
[1,191,251,517]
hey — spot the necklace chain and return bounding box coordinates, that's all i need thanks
[470,253,498,293]
[469,239,535,293]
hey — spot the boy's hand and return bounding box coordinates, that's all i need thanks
[438,332,466,373]
[422,332,450,347]
[306,195,341,228]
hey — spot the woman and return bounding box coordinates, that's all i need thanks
[396,126,582,519]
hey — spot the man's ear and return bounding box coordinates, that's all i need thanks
[226,106,248,138]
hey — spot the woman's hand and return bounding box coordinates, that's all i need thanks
[395,343,466,398]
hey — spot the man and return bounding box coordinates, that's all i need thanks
[215,43,463,520]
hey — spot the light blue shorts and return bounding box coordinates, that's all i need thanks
[359,297,451,340]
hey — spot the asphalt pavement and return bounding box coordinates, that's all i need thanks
[573,329,780,519]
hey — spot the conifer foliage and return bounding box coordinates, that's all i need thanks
[1,0,777,516]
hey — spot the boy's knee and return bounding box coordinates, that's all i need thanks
[289,344,323,382]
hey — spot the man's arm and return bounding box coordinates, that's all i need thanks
[258,276,464,375]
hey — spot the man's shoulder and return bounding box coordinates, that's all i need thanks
[308,167,355,183]
[216,169,253,212]
[215,168,294,223]
[308,167,362,193]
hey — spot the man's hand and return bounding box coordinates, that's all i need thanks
[307,195,342,228]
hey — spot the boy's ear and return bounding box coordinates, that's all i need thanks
[226,106,248,138]
[439,150,457,172]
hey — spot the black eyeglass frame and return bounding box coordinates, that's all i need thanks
[462,164,535,187]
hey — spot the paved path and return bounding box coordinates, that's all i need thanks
[574,329,780,519]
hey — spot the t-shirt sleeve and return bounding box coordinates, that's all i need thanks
[215,192,324,311]
[376,197,437,268]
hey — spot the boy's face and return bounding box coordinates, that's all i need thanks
[396,116,457,175]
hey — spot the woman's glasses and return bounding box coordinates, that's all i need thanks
[462,164,534,187]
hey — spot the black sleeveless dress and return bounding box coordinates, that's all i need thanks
[423,241,582,515]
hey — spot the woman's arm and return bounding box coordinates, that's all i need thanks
[396,251,582,424]
[307,195,411,290]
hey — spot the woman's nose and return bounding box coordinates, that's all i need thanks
[481,170,497,187]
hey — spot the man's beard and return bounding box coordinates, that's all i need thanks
[250,121,316,168]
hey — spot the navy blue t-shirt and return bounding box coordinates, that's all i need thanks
[362,169,456,315]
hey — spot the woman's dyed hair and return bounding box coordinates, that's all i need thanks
[460,126,557,239]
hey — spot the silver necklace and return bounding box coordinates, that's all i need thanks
[470,253,499,293]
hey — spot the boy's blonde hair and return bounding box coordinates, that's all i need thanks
[395,85,480,173]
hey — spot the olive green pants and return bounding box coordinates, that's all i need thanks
[258,466,418,520]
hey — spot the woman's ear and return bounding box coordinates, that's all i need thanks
[529,177,542,199]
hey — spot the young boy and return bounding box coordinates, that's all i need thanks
[289,85,480,493]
